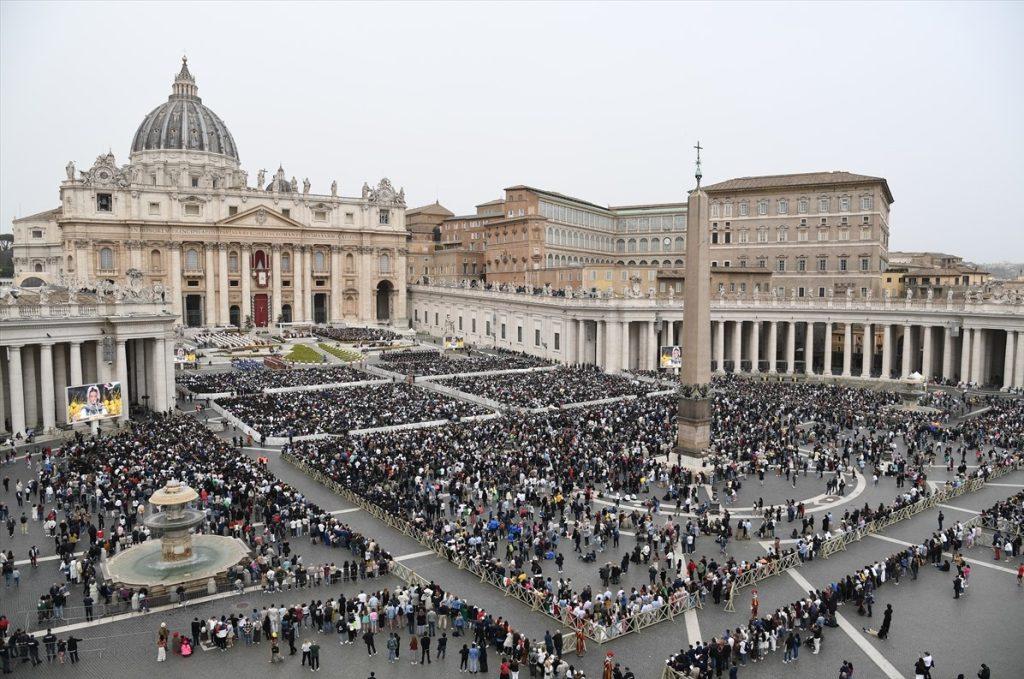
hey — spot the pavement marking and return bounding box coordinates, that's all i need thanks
[937,504,980,514]
[985,483,1024,488]
[866,533,1019,575]
[684,607,701,644]
[783,566,906,679]
[394,550,435,562]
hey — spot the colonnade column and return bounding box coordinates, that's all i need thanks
[646,321,657,370]
[23,347,38,429]
[153,337,168,412]
[861,323,873,378]
[293,247,305,323]
[218,243,229,326]
[970,328,984,385]
[576,319,587,365]
[7,346,26,437]
[53,344,67,427]
[786,321,796,374]
[901,324,913,379]
[842,323,852,377]
[204,244,217,326]
[240,245,252,327]
[714,320,725,374]
[605,321,621,373]
[596,321,605,370]
[766,321,778,374]
[271,245,283,324]
[116,339,129,423]
[69,341,83,389]
[38,344,55,433]
[959,327,972,383]
[941,326,954,381]
[1001,330,1016,390]
[749,321,760,374]
[1014,331,1024,389]
[921,326,933,381]
[620,321,631,372]
[133,339,147,406]
[732,320,743,373]
[823,322,833,376]
[804,321,815,375]
[881,324,892,380]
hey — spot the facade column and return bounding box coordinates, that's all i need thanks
[359,248,373,321]
[396,251,408,323]
[7,346,26,437]
[621,321,631,372]
[577,319,587,365]
[922,326,934,381]
[330,246,343,323]
[38,344,55,433]
[749,320,760,373]
[53,343,68,428]
[646,321,657,370]
[881,324,892,379]
[169,242,183,321]
[293,247,305,323]
[731,320,743,373]
[116,339,130,423]
[959,327,972,383]
[70,341,83,388]
[941,326,954,381]
[240,245,252,327]
[22,347,38,430]
[1002,329,1015,391]
[842,323,852,377]
[134,339,147,405]
[823,322,833,376]
[218,245,230,327]
[153,337,168,412]
[861,323,873,378]
[596,321,605,370]
[901,324,913,379]
[1014,330,1024,389]
[271,245,283,324]
[766,321,778,374]
[204,244,217,326]
[165,334,176,411]
[786,321,796,374]
[714,320,725,374]
[304,246,315,322]
[804,321,815,375]
[95,340,106,382]
[605,320,621,373]
[970,328,984,385]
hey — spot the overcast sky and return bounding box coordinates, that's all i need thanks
[2,1,1022,261]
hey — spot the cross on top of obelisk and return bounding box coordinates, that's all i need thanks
[694,140,703,188]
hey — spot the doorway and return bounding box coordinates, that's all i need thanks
[376,280,392,320]
[313,293,328,324]
[253,294,269,327]
[185,294,203,327]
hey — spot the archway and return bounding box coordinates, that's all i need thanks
[376,280,393,320]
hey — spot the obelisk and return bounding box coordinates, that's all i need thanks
[675,142,712,459]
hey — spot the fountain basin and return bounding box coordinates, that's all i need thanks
[102,534,250,589]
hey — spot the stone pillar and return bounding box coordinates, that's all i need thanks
[359,248,373,321]
[577,319,587,365]
[204,244,217,326]
[169,242,183,320]
[596,321,605,370]
[53,344,67,428]
[605,320,621,373]
[330,245,343,323]
[165,334,176,411]
[842,323,852,377]
[861,323,873,378]
[786,321,796,374]
[22,346,38,430]
[804,321,815,375]
[959,328,972,383]
[94,340,106,383]
[6,346,26,437]
[134,338,147,405]
[731,320,743,373]
[901,324,913,379]
[1002,329,1015,391]
[922,326,934,381]
[0,355,6,434]
[116,339,129,423]
[153,337,168,412]
[970,328,984,385]
[766,321,778,374]
[749,320,760,373]
[218,244,230,326]
[240,245,252,327]
[271,245,283,324]
[713,320,725,373]
[941,326,954,381]
[37,344,54,433]
[395,251,408,323]
[646,321,657,370]
[304,246,315,322]
[823,322,833,376]
[293,247,305,323]
[1014,330,1024,389]
[621,321,631,372]
[70,341,83,388]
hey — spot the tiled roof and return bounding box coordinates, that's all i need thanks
[702,171,893,203]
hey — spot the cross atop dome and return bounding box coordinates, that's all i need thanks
[172,56,198,99]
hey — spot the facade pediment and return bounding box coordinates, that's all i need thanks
[217,206,305,229]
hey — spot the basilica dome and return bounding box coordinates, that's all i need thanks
[130,58,239,161]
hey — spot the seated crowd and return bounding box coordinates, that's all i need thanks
[378,348,550,377]
[313,327,401,344]
[178,365,369,396]
[440,366,653,408]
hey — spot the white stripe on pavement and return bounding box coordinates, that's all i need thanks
[394,550,435,562]
[783,567,906,679]
[866,533,1019,575]
[937,504,980,514]
[684,608,701,644]
[985,483,1024,488]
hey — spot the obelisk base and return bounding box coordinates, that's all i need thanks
[675,396,711,458]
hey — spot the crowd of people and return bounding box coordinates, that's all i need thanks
[440,366,654,408]
[313,327,401,345]
[177,365,369,396]
[218,384,489,438]
[377,349,550,377]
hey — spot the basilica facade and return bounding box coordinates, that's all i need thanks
[11,58,408,327]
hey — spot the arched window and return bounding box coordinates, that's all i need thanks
[627,239,637,253]
[379,253,391,274]
[67,255,74,271]
[228,251,239,272]
[33,262,43,272]
[314,250,326,272]
[345,253,354,272]
[651,238,661,253]
[99,247,114,270]
[616,239,625,253]
[639,238,648,253]
[150,249,162,271]
[281,252,292,273]
[185,248,200,270]
[674,237,685,251]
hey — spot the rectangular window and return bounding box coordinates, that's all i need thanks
[434,313,439,325]
[486,321,492,336]
[345,212,354,224]
[724,232,731,244]
[379,209,390,225]
[818,287,826,298]
[798,199,808,214]
[534,329,541,346]
[757,230,768,243]
[798,259,806,272]
[501,323,506,339]
[97,193,112,211]
[777,229,787,242]
[554,332,560,350]
[839,258,848,271]
[458,316,463,330]
[798,230,808,242]
[818,198,829,213]
[314,210,327,222]
[414,310,419,322]
[148,202,161,215]
[184,203,200,216]
[861,196,873,211]
[191,176,199,188]
[228,205,238,216]
[860,257,870,271]
[724,203,733,218]
[778,199,788,215]
[776,259,786,272]
[818,229,828,241]
[818,258,827,271]
[738,231,749,243]
[861,287,868,297]
[31,229,42,238]
[281,208,290,218]
[739,202,749,216]
[840,197,851,212]
[757,200,768,216]
[471,318,476,333]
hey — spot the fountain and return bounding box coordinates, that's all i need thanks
[101,480,250,595]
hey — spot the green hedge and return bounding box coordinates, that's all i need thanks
[285,344,325,363]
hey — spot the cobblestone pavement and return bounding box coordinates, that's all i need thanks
[2,407,1023,678]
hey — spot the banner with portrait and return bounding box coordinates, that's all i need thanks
[443,335,465,350]
[659,345,682,369]
[66,382,123,424]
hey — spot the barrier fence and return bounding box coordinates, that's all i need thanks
[282,453,701,644]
